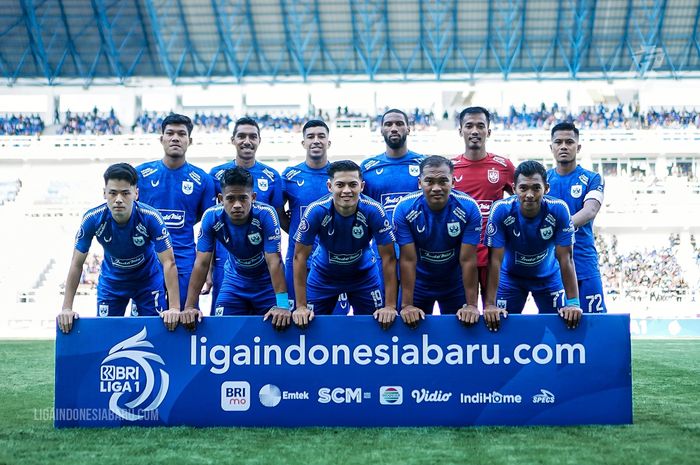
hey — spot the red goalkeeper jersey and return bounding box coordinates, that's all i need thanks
[452,152,515,267]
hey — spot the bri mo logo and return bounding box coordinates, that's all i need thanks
[100,327,169,421]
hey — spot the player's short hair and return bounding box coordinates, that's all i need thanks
[459,106,491,126]
[551,122,579,139]
[233,117,260,137]
[103,163,138,186]
[514,160,548,185]
[420,155,454,175]
[328,160,362,179]
[220,167,254,190]
[381,108,409,125]
[302,119,329,136]
[161,113,193,136]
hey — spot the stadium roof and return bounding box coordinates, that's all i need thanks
[2,0,700,85]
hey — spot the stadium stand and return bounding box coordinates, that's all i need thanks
[0,114,44,136]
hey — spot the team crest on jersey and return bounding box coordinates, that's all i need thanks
[540,226,553,240]
[352,225,364,239]
[570,184,583,198]
[132,235,145,247]
[487,168,499,184]
[496,299,507,310]
[447,222,461,237]
[248,232,262,245]
[257,178,269,191]
[409,165,420,177]
[182,181,193,195]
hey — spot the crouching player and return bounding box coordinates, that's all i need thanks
[182,167,290,330]
[57,163,180,333]
[393,156,482,328]
[292,160,398,329]
[484,160,582,331]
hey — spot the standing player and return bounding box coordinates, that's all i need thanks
[484,160,582,331]
[453,106,515,303]
[279,120,333,309]
[546,122,606,313]
[361,109,424,298]
[57,163,180,333]
[393,156,482,328]
[135,114,215,309]
[182,167,289,329]
[208,117,284,309]
[292,160,398,329]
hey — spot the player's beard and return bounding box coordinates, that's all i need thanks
[384,133,407,150]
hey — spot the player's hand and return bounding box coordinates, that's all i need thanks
[264,307,292,331]
[292,306,314,330]
[200,279,213,295]
[400,305,425,329]
[456,304,480,326]
[483,304,507,332]
[373,306,398,330]
[180,306,203,331]
[57,309,79,334]
[160,308,180,331]
[558,305,583,329]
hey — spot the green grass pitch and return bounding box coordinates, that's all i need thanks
[0,340,697,465]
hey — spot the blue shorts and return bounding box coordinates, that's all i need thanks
[414,280,465,315]
[97,276,166,317]
[579,275,607,313]
[307,267,383,315]
[496,273,565,314]
[174,270,192,311]
[211,261,225,313]
[286,253,350,314]
[214,272,276,316]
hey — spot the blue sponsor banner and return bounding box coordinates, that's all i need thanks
[54,314,632,428]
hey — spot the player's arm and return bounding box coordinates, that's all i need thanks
[156,248,181,331]
[555,244,582,329]
[57,249,88,334]
[374,243,398,330]
[572,198,602,229]
[398,243,424,328]
[457,243,480,325]
[292,242,314,329]
[182,251,211,329]
[484,246,506,332]
[263,251,292,330]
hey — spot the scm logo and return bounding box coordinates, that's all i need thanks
[221,381,250,411]
[318,387,371,404]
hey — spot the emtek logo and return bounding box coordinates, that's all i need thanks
[532,389,555,404]
[318,387,371,404]
[221,381,250,411]
[259,384,309,408]
[379,386,403,405]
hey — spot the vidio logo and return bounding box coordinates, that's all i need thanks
[100,327,169,421]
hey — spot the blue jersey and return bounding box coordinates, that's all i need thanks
[294,194,395,280]
[485,195,574,280]
[393,191,482,286]
[281,161,330,256]
[360,150,425,220]
[74,202,172,285]
[197,202,281,279]
[547,166,604,279]
[135,160,215,270]
[209,160,284,208]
